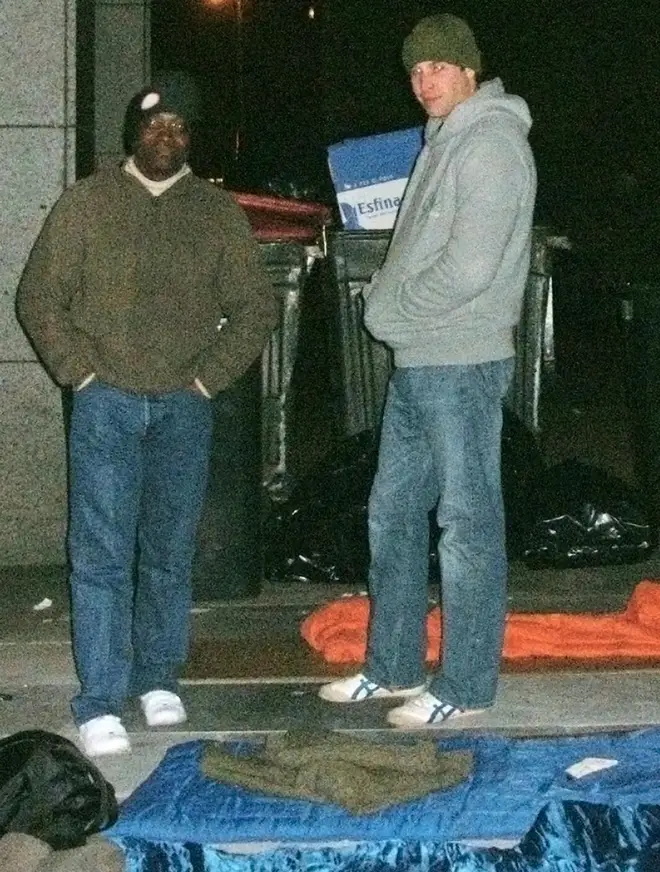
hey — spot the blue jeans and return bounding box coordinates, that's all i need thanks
[364,360,514,709]
[68,382,213,726]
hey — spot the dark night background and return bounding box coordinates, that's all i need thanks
[149,0,660,539]
[152,0,660,287]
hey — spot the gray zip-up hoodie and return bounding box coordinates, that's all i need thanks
[363,78,537,366]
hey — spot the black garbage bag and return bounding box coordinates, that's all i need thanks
[265,431,376,585]
[501,409,545,556]
[0,730,118,850]
[266,408,544,584]
[522,459,655,568]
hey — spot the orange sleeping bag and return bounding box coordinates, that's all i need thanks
[300,580,660,664]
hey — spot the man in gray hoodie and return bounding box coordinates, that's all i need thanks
[319,14,537,726]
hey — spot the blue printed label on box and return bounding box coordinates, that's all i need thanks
[327,127,423,230]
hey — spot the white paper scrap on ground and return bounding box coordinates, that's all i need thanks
[565,757,619,778]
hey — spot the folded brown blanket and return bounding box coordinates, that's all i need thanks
[201,729,473,814]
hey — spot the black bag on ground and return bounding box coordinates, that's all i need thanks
[522,459,654,568]
[0,730,118,850]
[265,431,376,585]
[265,409,543,584]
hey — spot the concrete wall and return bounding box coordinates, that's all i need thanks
[95,0,151,168]
[0,0,150,565]
[0,0,77,564]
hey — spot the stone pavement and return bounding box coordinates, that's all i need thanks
[2,556,660,801]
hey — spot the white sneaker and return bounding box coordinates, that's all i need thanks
[79,715,131,757]
[140,690,187,727]
[386,691,486,728]
[318,672,426,703]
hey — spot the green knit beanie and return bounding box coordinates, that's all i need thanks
[402,13,482,74]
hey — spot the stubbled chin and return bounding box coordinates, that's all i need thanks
[418,97,446,117]
[431,97,448,110]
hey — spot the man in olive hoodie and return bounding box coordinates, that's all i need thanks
[17,87,278,756]
[320,14,536,726]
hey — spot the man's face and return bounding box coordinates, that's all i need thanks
[410,61,477,118]
[133,112,190,181]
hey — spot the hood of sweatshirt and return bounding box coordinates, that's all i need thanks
[424,77,532,147]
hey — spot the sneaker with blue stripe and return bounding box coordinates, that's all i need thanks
[386,691,486,727]
[318,672,426,703]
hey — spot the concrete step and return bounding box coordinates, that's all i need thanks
[3,672,660,801]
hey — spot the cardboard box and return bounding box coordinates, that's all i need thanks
[327,127,423,230]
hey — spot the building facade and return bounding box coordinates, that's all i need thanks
[0,0,150,563]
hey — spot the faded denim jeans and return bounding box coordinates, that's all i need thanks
[68,381,213,726]
[364,359,514,709]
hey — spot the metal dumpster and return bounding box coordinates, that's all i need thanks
[260,241,323,497]
[324,226,566,438]
[193,244,323,600]
[193,191,331,598]
[324,230,392,438]
[233,190,332,495]
[620,280,660,532]
[509,227,570,433]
